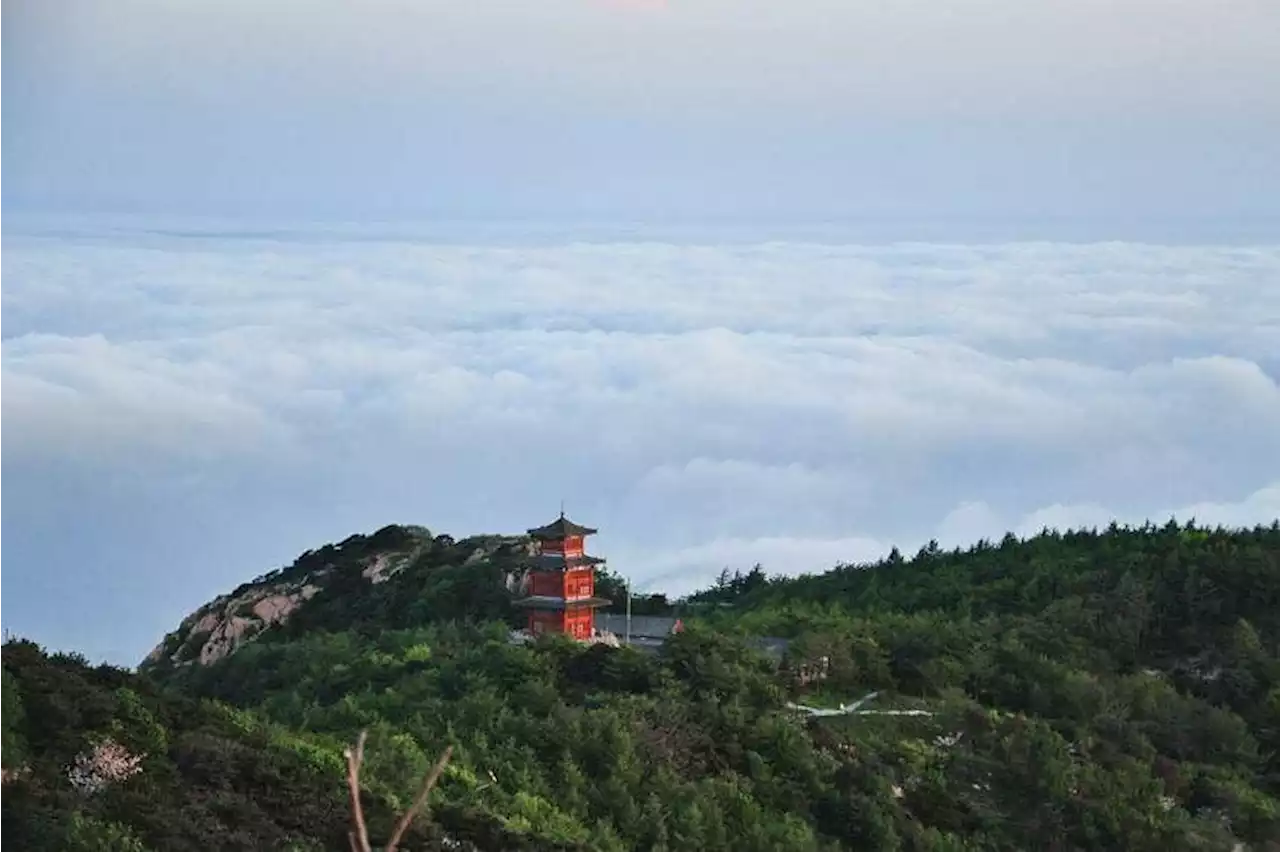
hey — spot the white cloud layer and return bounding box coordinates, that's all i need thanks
[2,224,1278,661]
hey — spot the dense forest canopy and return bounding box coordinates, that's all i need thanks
[4,520,1280,850]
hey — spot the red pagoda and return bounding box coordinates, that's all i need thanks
[515,513,610,640]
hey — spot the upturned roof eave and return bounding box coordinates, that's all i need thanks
[526,514,599,539]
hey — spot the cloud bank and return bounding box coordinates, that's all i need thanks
[2,223,1278,661]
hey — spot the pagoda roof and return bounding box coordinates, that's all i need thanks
[512,595,611,611]
[528,553,605,570]
[527,514,598,540]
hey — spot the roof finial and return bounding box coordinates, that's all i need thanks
[560,499,565,519]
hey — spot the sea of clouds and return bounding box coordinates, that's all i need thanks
[3,221,1278,662]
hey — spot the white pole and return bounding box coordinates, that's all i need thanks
[625,576,632,646]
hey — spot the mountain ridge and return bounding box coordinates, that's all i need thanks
[141,524,540,671]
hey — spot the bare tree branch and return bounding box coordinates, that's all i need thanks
[344,730,371,852]
[385,745,454,852]
[345,729,453,852]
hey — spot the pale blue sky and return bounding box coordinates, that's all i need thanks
[3,2,1280,664]
[5,0,1279,232]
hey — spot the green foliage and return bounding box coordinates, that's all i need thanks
[269,531,530,641]
[0,640,453,851]
[7,520,1280,851]
[3,664,28,767]
[695,520,1280,849]
[63,811,152,852]
[155,622,835,849]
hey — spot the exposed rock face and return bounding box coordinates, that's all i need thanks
[251,589,319,622]
[145,581,323,668]
[361,551,417,584]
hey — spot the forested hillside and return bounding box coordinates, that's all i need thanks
[0,640,459,850]
[4,521,1280,850]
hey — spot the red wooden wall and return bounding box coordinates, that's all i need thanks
[527,568,595,599]
[528,571,562,597]
[537,536,585,557]
[526,607,595,639]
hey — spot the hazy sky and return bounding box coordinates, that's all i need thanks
[3,2,1280,664]
[5,0,1280,231]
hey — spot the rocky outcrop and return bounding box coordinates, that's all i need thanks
[141,525,531,670]
[145,581,322,668]
[361,551,415,584]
